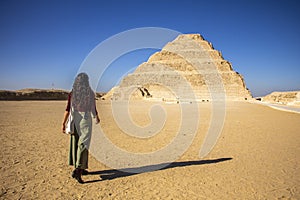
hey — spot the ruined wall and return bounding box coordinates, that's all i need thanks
[262,91,300,106]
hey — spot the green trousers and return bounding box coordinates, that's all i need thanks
[69,111,92,169]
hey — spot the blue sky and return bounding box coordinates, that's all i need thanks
[0,0,299,97]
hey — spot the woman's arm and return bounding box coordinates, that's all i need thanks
[95,114,100,124]
[91,93,100,124]
[62,93,72,133]
[93,100,100,124]
[62,111,70,133]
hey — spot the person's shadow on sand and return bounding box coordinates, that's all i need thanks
[84,157,232,184]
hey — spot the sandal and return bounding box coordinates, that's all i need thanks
[72,168,84,184]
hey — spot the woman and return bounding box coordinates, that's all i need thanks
[62,73,100,183]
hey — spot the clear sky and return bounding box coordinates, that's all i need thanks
[0,0,299,97]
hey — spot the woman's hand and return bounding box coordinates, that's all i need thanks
[62,111,70,134]
[95,115,100,124]
[62,123,66,133]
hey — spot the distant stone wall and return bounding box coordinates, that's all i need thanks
[0,89,69,100]
[262,91,300,106]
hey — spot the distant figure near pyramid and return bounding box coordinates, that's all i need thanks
[105,34,252,102]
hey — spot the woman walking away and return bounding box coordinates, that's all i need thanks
[62,73,100,184]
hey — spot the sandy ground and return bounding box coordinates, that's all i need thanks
[0,100,299,199]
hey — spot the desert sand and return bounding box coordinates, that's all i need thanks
[0,100,299,199]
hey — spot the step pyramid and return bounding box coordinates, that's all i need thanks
[106,34,252,102]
